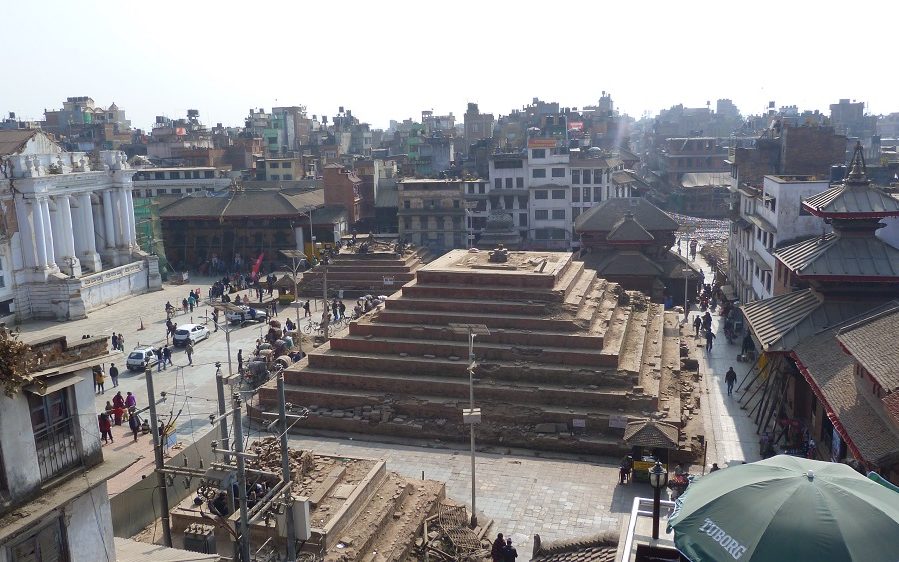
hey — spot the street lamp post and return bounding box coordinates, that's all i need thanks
[648,461,669,540]
[449,323,490,529]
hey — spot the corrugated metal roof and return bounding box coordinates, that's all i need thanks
[776,233,899,279]
[158,189,327,220]
[741,290,822,351]
[803,184,899,217]
[836,302,899,391]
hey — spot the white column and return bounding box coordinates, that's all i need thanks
[14,198,36,268]
[78,193,97,254]
[113,190,125,247]
[39,198,56,267]
[50,198,67,266]
[92,197,105,251]
[60,195,76,258]
[124,189,136,247]
[32,200,49,268]
[102,189,118,249]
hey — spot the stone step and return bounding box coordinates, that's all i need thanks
[263,380,646,420]
[600,304,633,363]
[301,350,632,388]
[562,266,596,308]
[284,352,637,391]
[328,334,615,367]
[347,320,603,350]
[575,279,608,326]
[302,271,417,282]
[399,278,564,303]
[384,295,547,316]
[618,307,649,374]
[553,259,585,299]
[376,308,578,332]
[282,370,633,408]
[590,288,621,338]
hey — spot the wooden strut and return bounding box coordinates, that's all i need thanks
[743,359,772,415]
[760,358,790,436]
[754,356,781,427]
[736,354,762,394]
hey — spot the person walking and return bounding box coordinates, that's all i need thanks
[109,363,119,387]
[111,333,119,351]
[128,408,141,442]
[212,308,219,332]
[303,300,311,318]
[619,455,633,484]
[185,342,194,366]
[237,349,244,374]
[162,345,172,369]
[491,534,505,562]
[503,538,518,562]
[117,333,125,351]
[331,299,339,321]
[693,315,702,338]
[338,301,346,320]
[705,330,716,352]
[95,368,106,394]
[725,366,737,396]
[271,300,278,317]
[155,348,163,372]
[98,412,113,444]
[112,391,125,425]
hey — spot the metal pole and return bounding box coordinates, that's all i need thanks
[225,323,233,378]
[215,363,230,463]
[233,394,251,562]
[683,270,690,323]
[321,267,329,339]
[468,328,477,529]
[292,256,302,356]
[652,484,661,540]
[277,374,297,561]
[146,368,173,547]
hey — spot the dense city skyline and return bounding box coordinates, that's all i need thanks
[5,0,899,129]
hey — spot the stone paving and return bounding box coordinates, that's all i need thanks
[286,434,643,556]
[688,249,762,470]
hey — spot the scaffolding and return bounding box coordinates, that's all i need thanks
[133,197,171,279]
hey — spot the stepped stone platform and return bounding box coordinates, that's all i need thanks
[258,249,701,459]
[298,239,434,298]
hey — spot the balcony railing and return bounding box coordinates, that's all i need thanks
[34,417,82,482]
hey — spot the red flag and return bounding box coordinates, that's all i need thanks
[251,253,264,277]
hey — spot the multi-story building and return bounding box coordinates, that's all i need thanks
[0,333,130,562]
[527,128,572,250]
[397,179,466,250]
[41,96,132,151]
[463,103,494,153]
[0,130,161,321]
[726,124,847,302]
[729,175,831,303]
[323,164,363,226]
[461,179,491,245]
[657,137,730,186]
[132,167,232,197]
[488,152,529,241]
[569,149,628,227]
[147,111,223,167]
[255,157,304,181]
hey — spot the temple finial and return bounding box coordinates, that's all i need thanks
[845,141,868,186]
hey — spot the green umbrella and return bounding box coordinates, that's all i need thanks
[667,455,899,561]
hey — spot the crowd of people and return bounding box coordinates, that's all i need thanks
[98,390,144,444]
[491,533,518,561]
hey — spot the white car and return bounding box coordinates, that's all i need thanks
[173,323,210,347]
[126,346,159,372]
[226,305,269,324]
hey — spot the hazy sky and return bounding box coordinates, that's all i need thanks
[4,0,897,130]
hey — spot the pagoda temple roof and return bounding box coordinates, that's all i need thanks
[605,213,655,242]
[775,232,899,280]
[802,141,899,219]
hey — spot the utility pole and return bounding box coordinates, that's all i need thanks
[233,393,251,562]
[146,368,173,547]
[215,362,230,463]
[277,373,297,561]
[448,323,488,529]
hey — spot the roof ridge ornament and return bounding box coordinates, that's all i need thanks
[845,141,869,187]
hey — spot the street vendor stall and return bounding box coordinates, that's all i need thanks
[623,420,679,482]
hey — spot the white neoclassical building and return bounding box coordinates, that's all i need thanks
[0,130,161,320]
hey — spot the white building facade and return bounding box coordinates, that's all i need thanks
[728,175,831,303]
[0,336,128,562]
[1,131,161,321]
